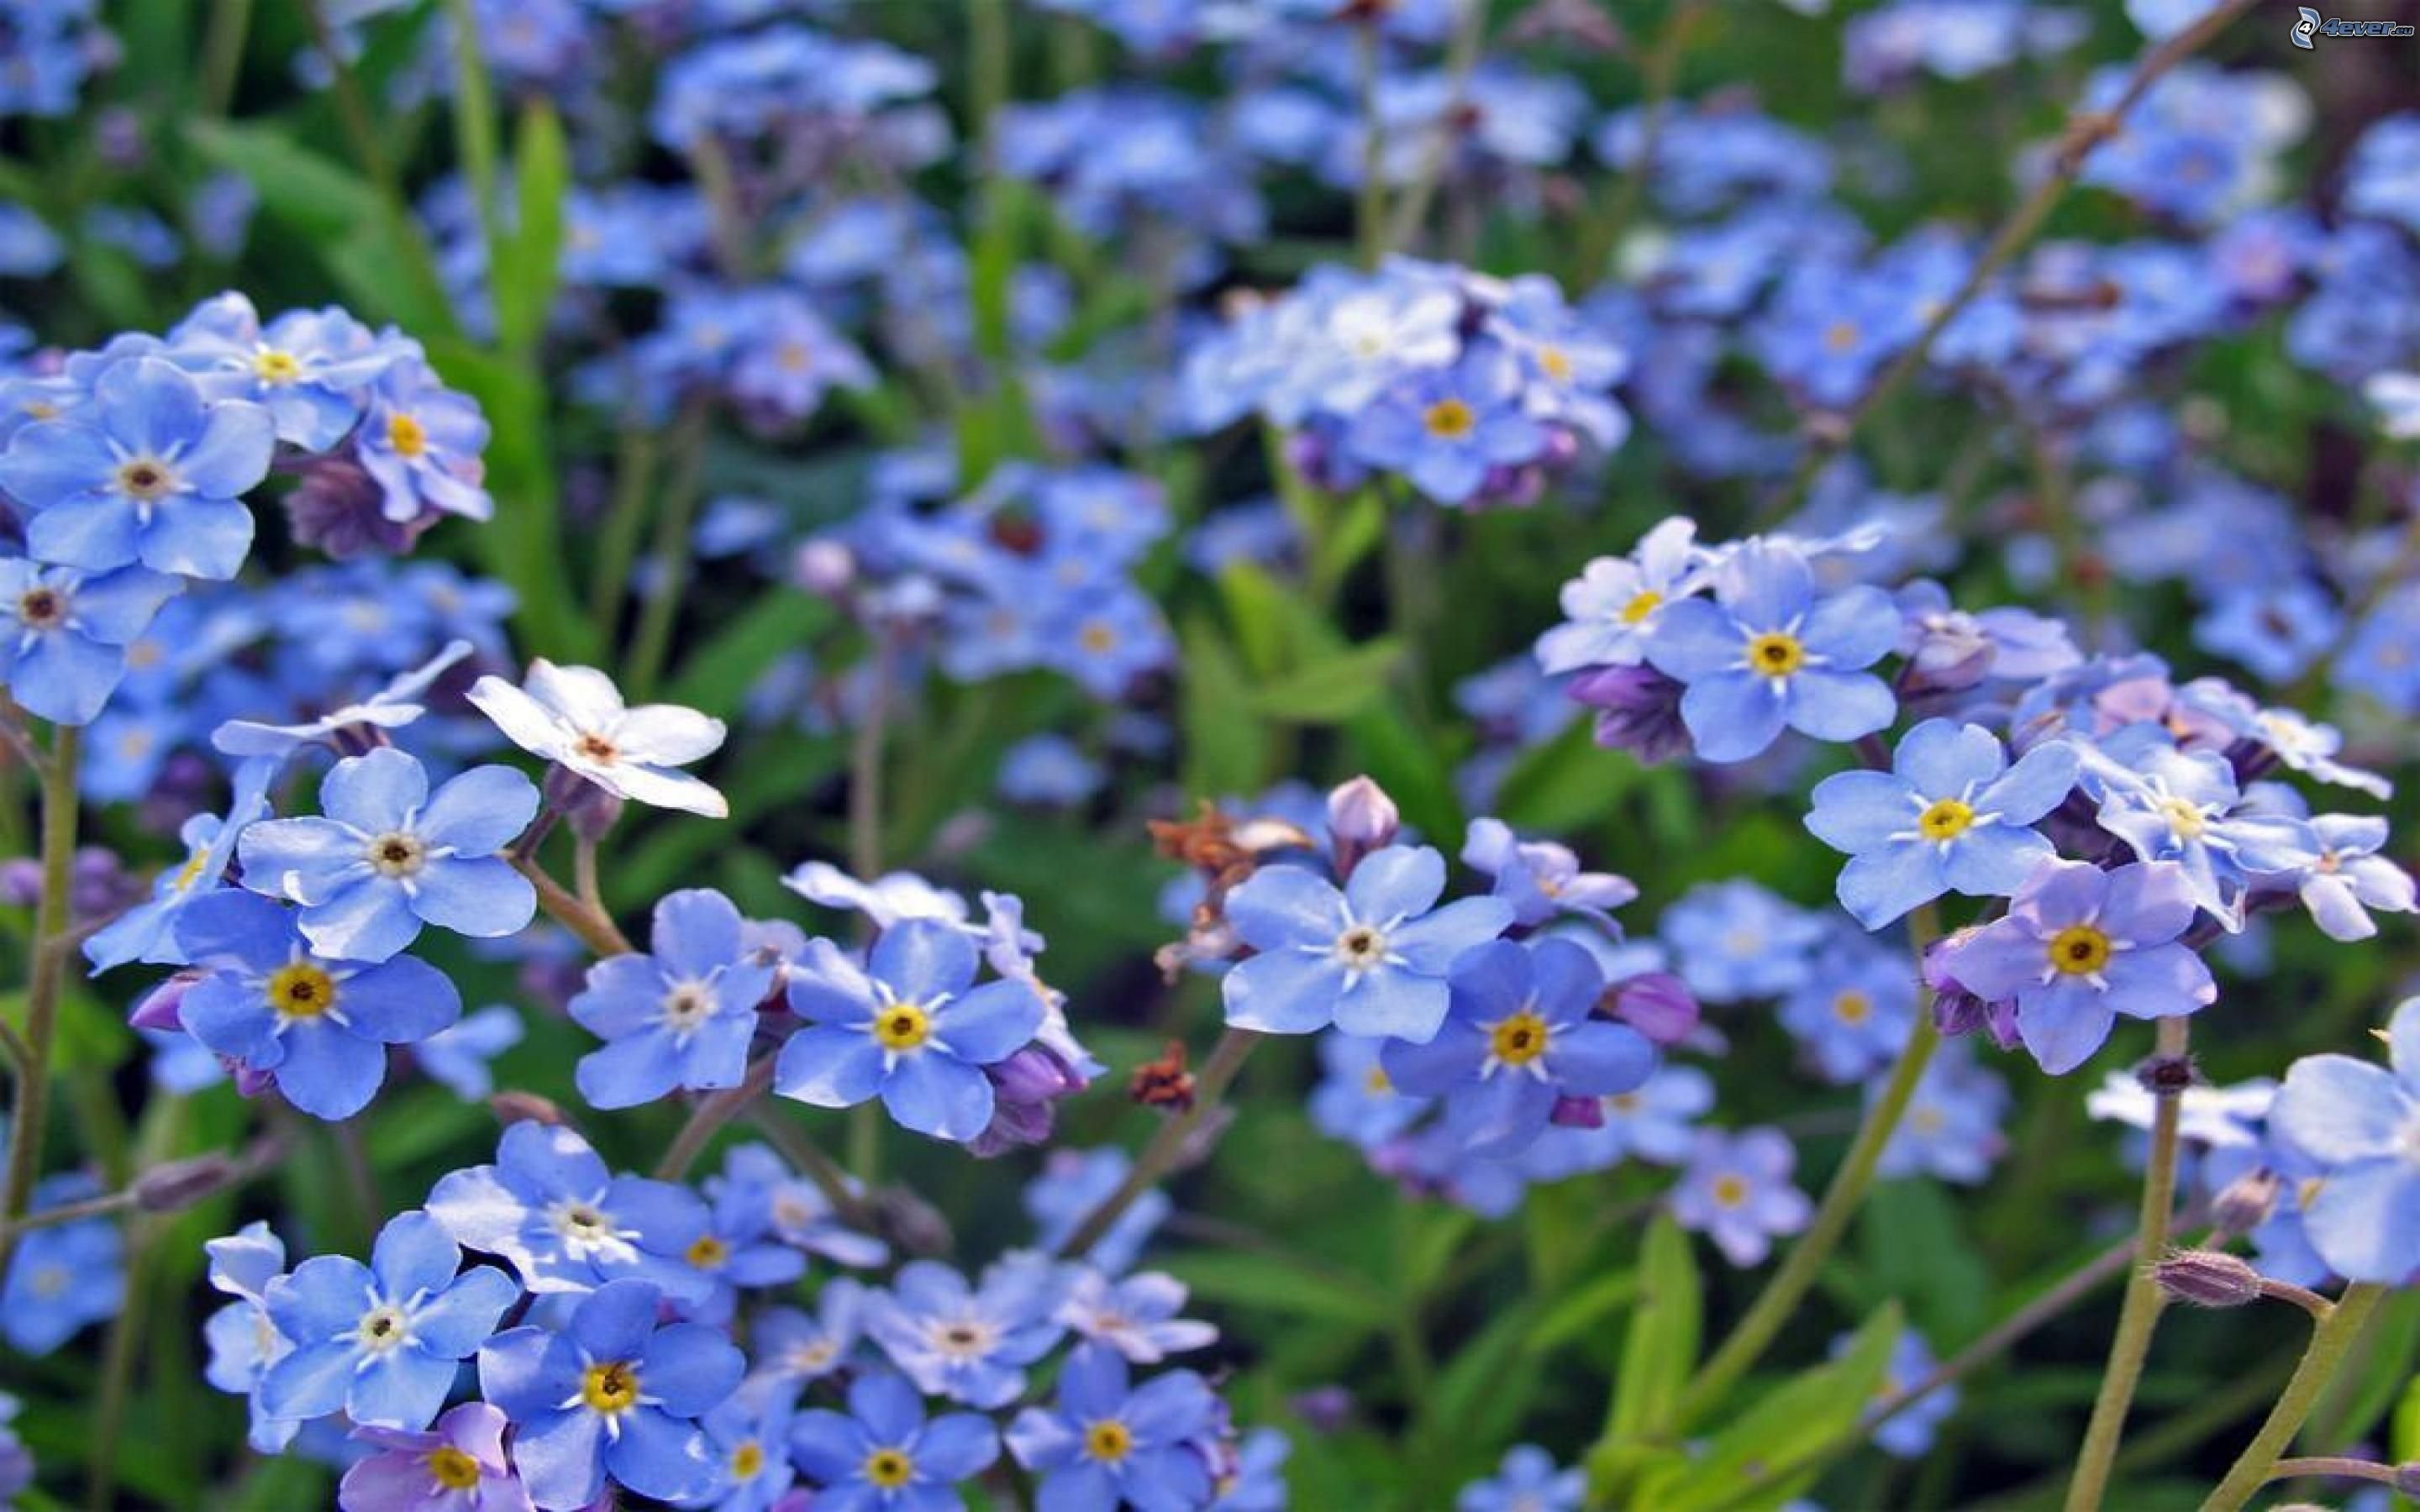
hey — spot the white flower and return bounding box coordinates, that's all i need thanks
[2365,371,2420,440]
[467,659,729,817]
[213,639,473,759]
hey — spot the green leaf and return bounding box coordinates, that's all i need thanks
[666,590,834,715]
[1528,1268,1641,1355]
[1858,1179,1990,1342]
[492,99,568,360]
[1609,1215,1702,1446]
[2393,1374,2420,1511]
[1493,715,1632,835]
[1241,638,1404,723]
[1342,698,1465,844]
[1180,614,1266,798]
[185,119,384,238]
[1163,1251,1390,1330]
[1637,1302,1903,1512]
[1216,561,1297,680]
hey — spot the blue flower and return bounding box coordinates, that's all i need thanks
[1460,818,1637,930]
[572,889,776,1110]
[1644,540,1898,762]
[2261,812,2420,942]
[1534,517,1702,675]
[259,1209,519,1431]
[174,889,464,1120]
[1778,935,1916,1084]
[1876,1044,2010,1184]
[1455,1445,1584,1512]
[774,921,1048,1142]
[1670,1127,1814,1268]
[715,1142,886,1270]
[1055,1269,1218,1366]
[1026,1148,1168,1275]
[1006,1343,1220,1510]
[0,556,181,725]
[1308,1031,1430,1151]
[0,356,275,579]
[1218,846,1514,1042]
[1525,1063,1717,1178]
[865,1257,1065,1410]
[2090,744,2314,927]
[355,358,494,527]
[0,1175,122,1354]
[236,747,539,963]
[1806,719,2080,929]
[695,1389,797,1512]
[789,1369,1001,1512]
[203,1221,299,1452]
[1660,879,1825,1003]
[1854,1328,1957,1459]
[336,1401,531,1512]
[1345,348,1546,505]
[1211,1426,1291,1512]
[426,1121,715,1304]
[412,1004,525,1101]
[1380,938,1655,1158]
[164,293,403,451]
[2268,997,2420,1285]
[478,1277,744,1511]
[1944,859,2217,1074]
[750,1279,871,1396]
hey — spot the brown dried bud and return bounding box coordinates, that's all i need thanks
[491,1091,567,1127]
[1129,1040,1197,1112]
[2135,1053,2198,1096]
[2210,1167,2282,1240]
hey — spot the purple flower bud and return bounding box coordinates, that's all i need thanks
[543,763,623,844]
[793,538,856,597]
[0,858,39,908]
[2211,1167,2281,1239]
[1289,1386,1354,1434]
[1566,664,1691,764]
[1899,613,1996,697]
[2153,1249,2263,1308]
[133,1152,235,1213]
[283,454,432,560]
[1925,931,2021,1050]
[989,1045,1086,1106]
[1605,971,1699,1046]
[129,972,199,1032]
[1550,1094,1606,1129]
[1327,774,1400,876]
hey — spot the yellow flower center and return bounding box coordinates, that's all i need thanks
[685,1234,729,1269]
[1085,1420,1135,1462]
[1833,990,1871,1025]
[1364,1066,1392,1094]
[171,847,212,893]
[1712,1174,1749,1208]
[1079,621,1117,654]
[1918,798,1975,842]
[1620,590,1663,625]
[356,1305,408,1352]
[427,1446,481,1491]
[777,342,812,372]
[1489,1011,1551,1067]
[873,1002,934,1052]
[1747,632,1806,678]
[730,1441,765,1480]
[1824,320,1861,353]
[1422,397,1476,439]
[115,458,175,501]
[253,348,303,385]
[267,963,337,1021]
[865,1448,915,1488]
[387,412,429,458]
[2160,797,2206,841]
[1538,346,1574,381]
[580,1360,640,1415]
[2047,924,2112,976]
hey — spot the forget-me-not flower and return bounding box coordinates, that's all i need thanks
[2268,997,2420,1285]
[0,557,181,726]
[1006,1343,1221,1510]
[426,1121,715,1304]
[572,888,776,1110]
[865,1257,1065,1410]
[789,1369,1001,1511]
[468,659,729,818]
[1670,1127,1813,1268]
[336,1401,534,1512]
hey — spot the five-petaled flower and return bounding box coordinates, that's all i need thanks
[469,659,729,817]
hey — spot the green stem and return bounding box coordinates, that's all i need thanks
[0,726,82,1283]
[623,404,713,699]
[1574,0,1701,285]
[2200,1284,2390,1512]
[513,853,634,958]
[1661,904,1944,1436]
[85,1214,155,1510]
[439,0,505,279]
[587,422,660,634]
[2064,1016,2192,1512]
[1378,0,1486,255]
[655,1056,777,1182]
[1054,1027,1260,1261]
[1354,24,1386,270]
[198,0,255,120]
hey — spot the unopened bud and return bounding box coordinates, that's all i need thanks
[2154,1249,2263,1308]
[2211,1168,2282,1240]
[2136,1053,2198,1096]
[490,1091,566,1127]
[1605,972,1698,1046]
[1128,1040,1197,1111]
[133,1152,236,1213]
[1326,775,1400,873]
[1290,1385,1354,1434]
[792,538,856,598]
[129,971,200,1032]
[544,764,624,844]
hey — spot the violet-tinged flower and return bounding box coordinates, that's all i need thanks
[1565,662,1691,764]
[1534,517,1703,675]
[865,1257,1065,1410]
[1644,539,1898,762]
[1944,859,2217,1074]
[2,1175,122,1354]
[1218,845,1514,1043]
[1778,936,1916,1084]
[236,747,539,963]
[2267,997,2420,1285]
[2090,744,2313,927]
[203,1220,299,1452]
[1669,1126,1813,1267]
[1055,1269,1218,1365]
[477,1278,744,1511]
[2249,812,2417,942]
[1381,937,1655,1157]
[775,921,1049,1143]
[0,557,181,726]
[260,1210,519,1431]
[1005,1343,1221,1510]
[468,660,729,818]
[176,889,463,1121]
[750,1279,871,1397]
[789,1370,1001,1510]
[1460,817,1637,929]
[356,359,493,527]
[338,1401,534,1512]
[1805,719,2079,929]
[571,889,776,1110]
[1456,1444,1583,1512]
[425,1121,715,1304]
[0,355,274,579]
[695,1389,796,1512]
[1344,348,1547,505]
